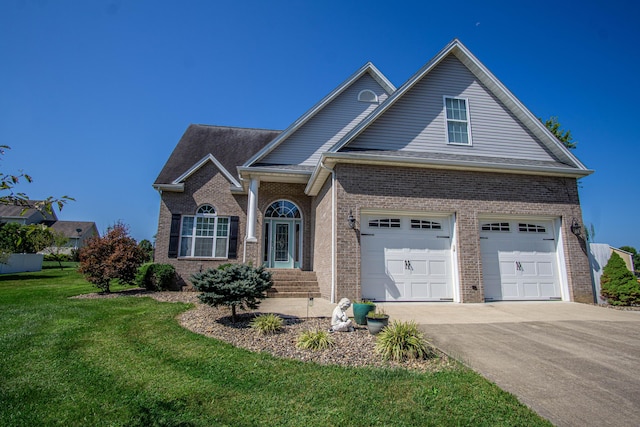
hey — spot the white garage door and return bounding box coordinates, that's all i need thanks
[360,214,454,302]
[480,219,561,301]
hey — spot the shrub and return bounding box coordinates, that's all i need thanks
[250,313,284,335]
[135,263,176,291]
[78,221,146,293]
[601,252,640,306]
[375,320,434,362]
[296,329,335,351]
[191,263,273,322]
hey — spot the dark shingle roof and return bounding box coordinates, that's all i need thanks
[154,124,281,185]
[49,221,98,238]
[0,201,58,221]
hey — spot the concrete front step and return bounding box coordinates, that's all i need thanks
[266,269,320,298]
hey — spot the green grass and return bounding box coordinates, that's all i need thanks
[0,266,552,426]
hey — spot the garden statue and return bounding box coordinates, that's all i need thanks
[330,298,354,332]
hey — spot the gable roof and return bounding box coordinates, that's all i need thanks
[330,39,589,169]
[242,62,395,168]
[153,124,281,191]
[49,221,99,238]
[304,39,593,195]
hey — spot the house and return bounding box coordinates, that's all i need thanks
[0,201,99,254]
[153,39,594,304]
[44,221,100,254]
[0,201,57,225]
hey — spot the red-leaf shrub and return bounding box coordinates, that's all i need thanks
[78,222,146,293]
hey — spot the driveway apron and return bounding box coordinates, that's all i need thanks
[417,303,640,427]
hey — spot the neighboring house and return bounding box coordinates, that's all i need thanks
[589,244,635,304]
[154,39,594,304]
[0,202,57,225]
[44,221,100,254]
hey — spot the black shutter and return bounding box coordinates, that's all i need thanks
[168,214,181,258]
[228,216,239,259]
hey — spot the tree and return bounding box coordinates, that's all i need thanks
[138,239,154,263]
[542,117,577,150]
[619,246,640,276]
[600,252,640,306]
[78,222,146,293]
[0,145,73,214]
[191,264,273,322]
[45,230,71,270]
[0,222,52,254]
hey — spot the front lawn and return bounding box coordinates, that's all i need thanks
[0,266,551,426]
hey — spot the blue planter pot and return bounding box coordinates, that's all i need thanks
[366,316,389,335]
[352,303,376,325]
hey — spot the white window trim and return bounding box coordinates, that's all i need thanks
[443,96,472,146]
[358,89,378,103]
[178,206,230,258]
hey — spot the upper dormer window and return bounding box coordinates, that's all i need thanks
[444,97,471,145]
[358,89,378,103]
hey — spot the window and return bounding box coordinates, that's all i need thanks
[481,222,510,232]
[368,218,401,228]
[518,223,546,233]
[179,205,229,258]
[264,200,301,218]
[411,219,442,230]
[358,89,378,103]
[444,97,471,145]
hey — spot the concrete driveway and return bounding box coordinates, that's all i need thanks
[260,299,640,426]
[409,303,640,427]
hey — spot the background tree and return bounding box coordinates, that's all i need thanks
[0,145,73,214]
[191,264,273,322]
[78,221,146,293]
[45,230,71,269]
[541,117,577,150]
[138,239,154,263]
[600,252,640,306]
[619,246,640,276]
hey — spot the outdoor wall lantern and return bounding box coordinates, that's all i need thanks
[347,210,356,229]
[570,219,582,237]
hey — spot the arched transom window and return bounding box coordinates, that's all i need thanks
[265,200,301,218]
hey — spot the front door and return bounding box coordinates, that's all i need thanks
[271,220,294,268]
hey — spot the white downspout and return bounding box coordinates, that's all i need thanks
[320,162,336,303]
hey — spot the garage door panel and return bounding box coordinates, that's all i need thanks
[428,259,447,276]
[386,259,405,277]
[501,282,520,297]
[429,281,451,299]
[410,282,430,298]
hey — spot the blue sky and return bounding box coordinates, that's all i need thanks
[1,0,638,248]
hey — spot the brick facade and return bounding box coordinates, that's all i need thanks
[155,160,593,304]
[155,163,249,289]
[332,163,593,303]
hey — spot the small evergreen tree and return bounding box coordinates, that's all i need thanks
[191,264,273,322]
[600,252,640,306]
[78,221,146,293]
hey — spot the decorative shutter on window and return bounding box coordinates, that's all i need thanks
[168,214,181,258]
[228,216,239,259]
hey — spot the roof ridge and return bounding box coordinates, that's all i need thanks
[191,123,282,133]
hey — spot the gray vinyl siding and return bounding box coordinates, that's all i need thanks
[260,73,389,166]
[347,55,559,162]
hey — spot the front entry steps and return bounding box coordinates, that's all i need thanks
[266,269,321,298]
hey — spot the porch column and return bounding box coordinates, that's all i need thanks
[246,178,259,242]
